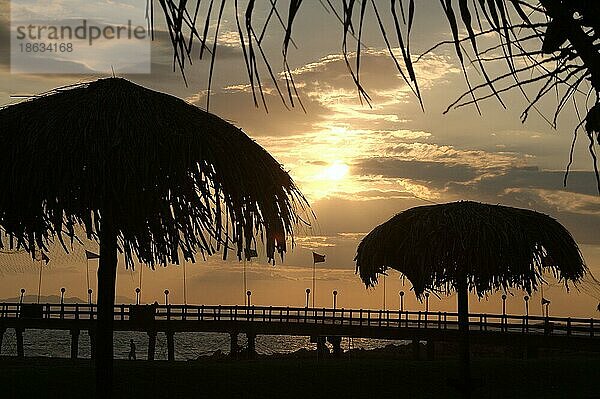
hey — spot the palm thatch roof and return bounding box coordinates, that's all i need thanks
[0,77,308,267]
[355,201,586,298]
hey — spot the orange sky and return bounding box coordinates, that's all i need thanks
[1,1,599,318]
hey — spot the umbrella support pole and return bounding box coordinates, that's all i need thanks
[16,328,24,358]
[147,331,157,360]
[96,211,117,398]
[457,277,471,395]
[167,331,175,361]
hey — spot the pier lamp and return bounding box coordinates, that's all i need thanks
[524,295,529,317]
[60,287,66,304]
[305,288,310,308]
[246,290,252,306]
[502,294,507,316]
[333,290,338,309]
[135,288,141,305]
[164,289,169,306]
[399,291,404,312]
[19,288,25,304]
[425,292,430,312]
[88,289,93,305]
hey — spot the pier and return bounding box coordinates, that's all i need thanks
[1,303,598,360]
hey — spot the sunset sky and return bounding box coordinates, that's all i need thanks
[1,1,599,318]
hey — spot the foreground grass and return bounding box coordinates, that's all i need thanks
[0,355,598,399]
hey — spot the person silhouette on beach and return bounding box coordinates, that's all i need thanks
[128,339,136,360]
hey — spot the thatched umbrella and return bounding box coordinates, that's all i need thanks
[0,77,307,397]
[355,201,586,390]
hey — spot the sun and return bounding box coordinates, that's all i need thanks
[320,161,349,181]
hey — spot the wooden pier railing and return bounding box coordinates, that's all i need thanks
[0,303,597,338]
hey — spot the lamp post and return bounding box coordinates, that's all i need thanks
[305,288,310,308]
[164,289,169,306]
[59,287,66,319]
[19,288,26,317]
[399,291,404,312]
[425,292,430,313]
[382,274,386,310]
[333,290,338,309]
[88,289,93,305]
[246,290,252,306]
[501,294,507,330]
[524,295,529,332]
[135,288,140,305]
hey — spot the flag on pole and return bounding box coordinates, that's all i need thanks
[34,251,50,265]
[85,250,100,260]
[541,297,551,305]
[312,252,326,263]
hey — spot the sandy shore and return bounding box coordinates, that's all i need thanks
[0,348,598,399]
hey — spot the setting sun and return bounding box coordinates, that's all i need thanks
[319,161,349,181]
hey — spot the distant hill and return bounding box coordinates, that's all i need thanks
[1,294,134,304]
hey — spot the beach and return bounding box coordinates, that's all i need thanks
[1,348,598,399]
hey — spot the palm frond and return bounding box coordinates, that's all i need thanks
[154,0,600,191]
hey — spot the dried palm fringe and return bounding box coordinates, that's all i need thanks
[355,201,587,299]
[0,78,311,268]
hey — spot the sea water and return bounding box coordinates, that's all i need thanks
[0,329,402,360]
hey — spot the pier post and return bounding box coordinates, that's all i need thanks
[70,329,80,359]
[230,332,239,358]
[316,336,329,360]
[166,331,175,361]
[0,328,5,354]
[147,331,157,360]
[246,332,256,359]
[426,340,435,360]
[89,330,96,359]
[411,339,420,360]
[16,328,24,358]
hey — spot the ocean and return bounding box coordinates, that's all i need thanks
[0,329,402,360]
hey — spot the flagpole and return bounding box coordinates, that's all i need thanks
[312,259,315,308]
[540,284,544,316]
[383,274,386,310]
[183,259,187,305]
[86,258,90,297]
[139,264,143,304]
[37,259,43,304]
[243,258,247,306]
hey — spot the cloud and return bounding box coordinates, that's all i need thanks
[354,158,480,184]
[439,168,600,244]
[181,50,458,137]
[326,189,415,201]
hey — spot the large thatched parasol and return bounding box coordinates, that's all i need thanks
[355,201,586,390]
[0,77,307,397]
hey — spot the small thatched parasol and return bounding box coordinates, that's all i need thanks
[355,200,586,391]
[0,77,308,397]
